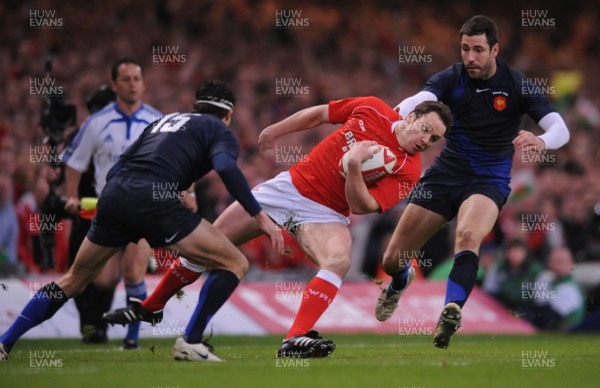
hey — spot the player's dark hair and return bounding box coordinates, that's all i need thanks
[412,101,454,134]
[460,15,499,48]
[193,80,236,119]
[111,57,142,81]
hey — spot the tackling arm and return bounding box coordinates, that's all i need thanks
[212,153,262,217]
[396,91,438,118]
[513,112,570,151]
[258,105,329,154]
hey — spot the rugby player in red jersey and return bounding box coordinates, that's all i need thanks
[104,96,452,360]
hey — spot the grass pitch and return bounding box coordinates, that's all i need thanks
[1,334,598,388]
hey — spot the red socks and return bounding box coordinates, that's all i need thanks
[142,258,203,312]
[285,270,342,339]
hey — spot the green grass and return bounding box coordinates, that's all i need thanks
[1,334,598,388]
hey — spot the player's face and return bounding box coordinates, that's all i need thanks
[111,63,145,105]
[461,34,498,80]
[399,112,446,155]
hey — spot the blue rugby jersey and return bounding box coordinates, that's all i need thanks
[107,112,261,216]
[423,59,555,185]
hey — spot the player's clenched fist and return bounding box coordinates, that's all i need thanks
[513,129,545,152]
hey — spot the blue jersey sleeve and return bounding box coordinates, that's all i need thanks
[513,69,556,123]
[209,121,240,160]
[211,152,261,217]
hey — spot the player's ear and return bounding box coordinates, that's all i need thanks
[223,109,233,125]
[110,79,118,93]
[491,42,499,58]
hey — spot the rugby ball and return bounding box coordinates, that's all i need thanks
[339,145,397,184]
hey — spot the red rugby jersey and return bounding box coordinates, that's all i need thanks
[289,96,421,215]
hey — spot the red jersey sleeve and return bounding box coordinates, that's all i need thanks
[328,98,366,124]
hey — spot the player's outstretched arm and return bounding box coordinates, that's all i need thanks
[344,141,381,214]
[395,91,438,118]
[258,105,329,154]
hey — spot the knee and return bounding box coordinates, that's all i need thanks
[237,256,250,277]
[455,229,478,251]
[322,256,351,278]
[223,253,249,279]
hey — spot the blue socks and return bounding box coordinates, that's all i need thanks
[445,250,479,308]
[388,260,412,296]
[125,281,147,342]
[0,282,68,352]
[184,270,239,344]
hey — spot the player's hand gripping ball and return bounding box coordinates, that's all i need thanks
[339,144,397,184]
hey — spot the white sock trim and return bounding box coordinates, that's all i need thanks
[178,257,206,273]
[315,269,342,289]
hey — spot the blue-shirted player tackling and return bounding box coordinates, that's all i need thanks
[0,81,283,362]
[375,15,570,349]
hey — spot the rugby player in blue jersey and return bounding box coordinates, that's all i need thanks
[0,81,283,362]
[374,15,570,349]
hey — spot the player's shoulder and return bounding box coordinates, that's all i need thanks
[185,113,233,135]
[353,95,389,108]
[341,96,395,116]
[496,58,527,83]
[186,112,226,126]
[424,63,464,94]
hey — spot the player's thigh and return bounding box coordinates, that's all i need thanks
[166,219,248,277]
[121,239,152,284]
[295,222,352,277]
[383,203,447,269]
[58,238,121,297]
[455,194,499,254]
[93,251,124,290]
[213,201,263,246]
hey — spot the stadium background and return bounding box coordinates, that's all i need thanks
[1,0,599,345]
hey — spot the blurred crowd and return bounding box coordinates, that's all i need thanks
[0,0,599,330]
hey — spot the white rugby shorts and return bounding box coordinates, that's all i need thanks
[252,171,350,233]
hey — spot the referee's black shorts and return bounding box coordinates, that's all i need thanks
[87,173,200,248]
